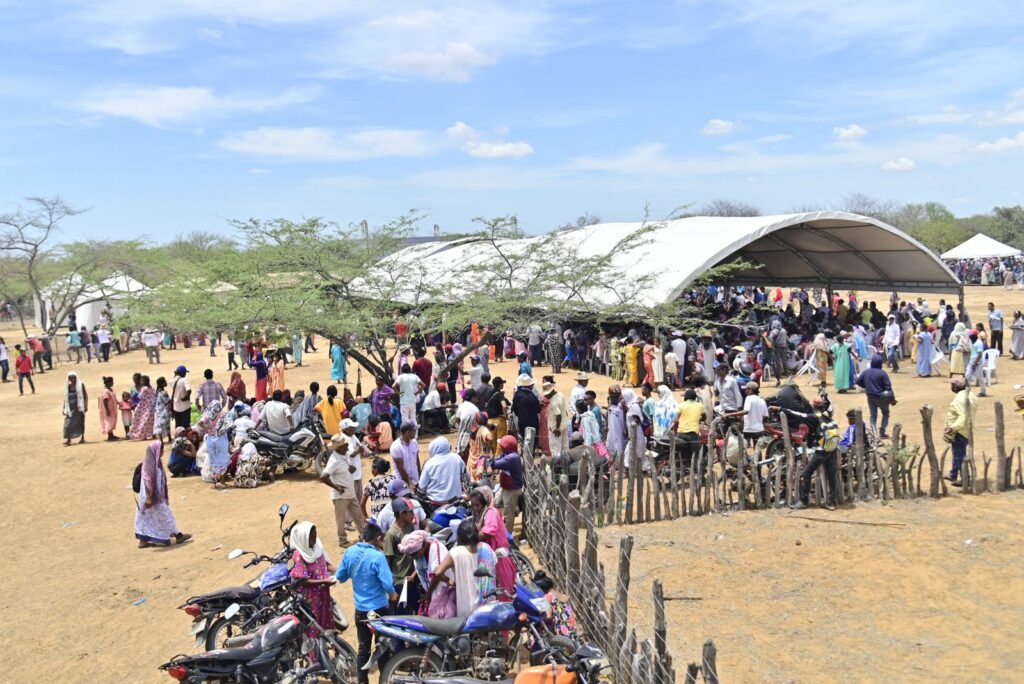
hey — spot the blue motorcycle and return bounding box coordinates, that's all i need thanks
[365,571,565,683]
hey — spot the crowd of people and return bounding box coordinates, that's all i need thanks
[946,256,1023,287]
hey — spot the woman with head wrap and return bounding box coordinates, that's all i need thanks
[1010,310,1024,360]
[253,352,269,401]
[153,377,172,443]
[226,371,246,404]
[288,522,336,637]
[621,389,644,468]
[469,486,516,599]
[605,385,627,460]
[199,400,231,486]
[135,440,191,548]
[63,371,87,446]
[811,333,830,384]
[399,529,456,618]
[129,375,156,440]
[916,323,935,377]
[168,426,199,477]
[948,322,969,377]
[652,385,678,439]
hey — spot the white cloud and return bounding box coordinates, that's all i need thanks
[71,2,551,82]
[218,127,437,161]
[77,85,319,127]
[882,157,916,171]
[972,131,1024,153]
[701,119,735,136]
[906,91,1024,128]
[905,105,971,125]
[445,122,534,158]
[833,124,867,141]
[721,134,791,154]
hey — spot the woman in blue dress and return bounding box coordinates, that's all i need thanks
[916,325,935,377]
[330,339,347,384]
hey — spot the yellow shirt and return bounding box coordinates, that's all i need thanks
[676,400,704,434]
[315,398,345,435]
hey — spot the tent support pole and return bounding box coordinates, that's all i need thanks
[958,283,965,319]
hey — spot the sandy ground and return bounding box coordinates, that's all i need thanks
[0,286,1021,682]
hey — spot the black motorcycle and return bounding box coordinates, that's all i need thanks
[180,504,296,650]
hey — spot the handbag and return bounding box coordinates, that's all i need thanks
[593,441,610,458]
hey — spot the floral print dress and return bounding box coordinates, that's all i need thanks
[289,549,334,637]
[153,389,171,438]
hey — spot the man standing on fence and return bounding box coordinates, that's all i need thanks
[944,376,977,486]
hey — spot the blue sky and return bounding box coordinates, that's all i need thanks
[2,0,1023,241]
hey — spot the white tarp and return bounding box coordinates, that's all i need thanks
[940,233,1021,260]
[385,211,960,306]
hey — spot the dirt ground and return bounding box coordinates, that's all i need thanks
[0,286,1021,683]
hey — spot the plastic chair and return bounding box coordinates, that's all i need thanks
[795,355,819,382]
[983,349,1000,385]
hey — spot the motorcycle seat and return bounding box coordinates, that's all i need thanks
[185,639,263,664]
[257,430,291,443]
[189,584,260,604]
[385,615,467,636]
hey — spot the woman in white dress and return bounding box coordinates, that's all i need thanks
[135,440,192,548]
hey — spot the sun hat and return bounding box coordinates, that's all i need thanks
[517,374,535,387]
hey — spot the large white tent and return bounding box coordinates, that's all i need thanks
[384,211,960,307]
[940,233,1021,260]
[33,272,148,330]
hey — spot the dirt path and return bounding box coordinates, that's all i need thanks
[0,286,1021,682]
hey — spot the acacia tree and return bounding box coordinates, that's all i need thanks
[0,196,144,337]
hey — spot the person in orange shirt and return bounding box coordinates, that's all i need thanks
[15,346,35,395]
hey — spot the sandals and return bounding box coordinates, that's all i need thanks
[175,533,193,544]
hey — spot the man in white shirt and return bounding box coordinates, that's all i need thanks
[262,391,293,434]
[143,328,162,364]
[569,372,589,417]
[714,364,744,415]
[883,315,902,372]
[319,435,365,547]
[95,326,112,362]
[739,382,769,445]
[465,356,484,388]
[340,418,368,532]
[393,364,424,428]
[373,479,427,530]
[171,365,192,429]
[527,324,544,366]
[420,386,447,433]
[670,334,687,386]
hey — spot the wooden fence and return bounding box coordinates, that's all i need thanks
[564,399,1021,526]
[521,427,720,683]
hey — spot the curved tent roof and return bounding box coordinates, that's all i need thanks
[940,233,1021,260]
[384,211,960,307]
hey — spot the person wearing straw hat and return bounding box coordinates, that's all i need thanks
[511,373,540,441]
[544,381,570,459]
[320,433,365,547]
[569,371,589,417]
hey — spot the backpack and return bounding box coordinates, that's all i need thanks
[819,418,840,452]
[132,462,143,494]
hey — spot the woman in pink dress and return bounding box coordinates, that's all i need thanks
[98,376,119,441]
[288,522,335,637]
[129,375,156,440]
[642,342,656,386]
[470,487,516,599]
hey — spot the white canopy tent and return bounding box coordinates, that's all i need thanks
[940,233,1021,260]
[383,211,961,307]
[33,272,149,330]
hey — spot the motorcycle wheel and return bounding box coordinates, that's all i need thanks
[511,549,535,581]
[313,448,330,476]
[378,647,443,683]
[540,635,576,665]
[204,614,242,651]
[325,635,358,683]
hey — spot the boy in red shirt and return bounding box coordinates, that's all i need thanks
[15,346,35,395]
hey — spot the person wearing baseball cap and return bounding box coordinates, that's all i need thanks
[490,435,524,533]
[739,380,768,446]
[171,365,192,429]
[320,433,366,547]
[382,495,421,613]
[373,479,425,532]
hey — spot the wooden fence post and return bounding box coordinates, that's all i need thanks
[613,534,634,679]
[626,424,637,524]
[702,639,719,684]
[566,490,581,589]
[653,580,669,683]
[853,408,867,499]
[781,412,796,507]
[919,406,940,498]
[994,401,1008,492]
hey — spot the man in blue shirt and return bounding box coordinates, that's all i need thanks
[965,332,988,397]
[336,523,397,684]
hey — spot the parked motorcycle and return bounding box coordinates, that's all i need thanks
[241,415,329,475]
[365,560,562,683]
[180,504,296,650]
[160,611,305,683]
